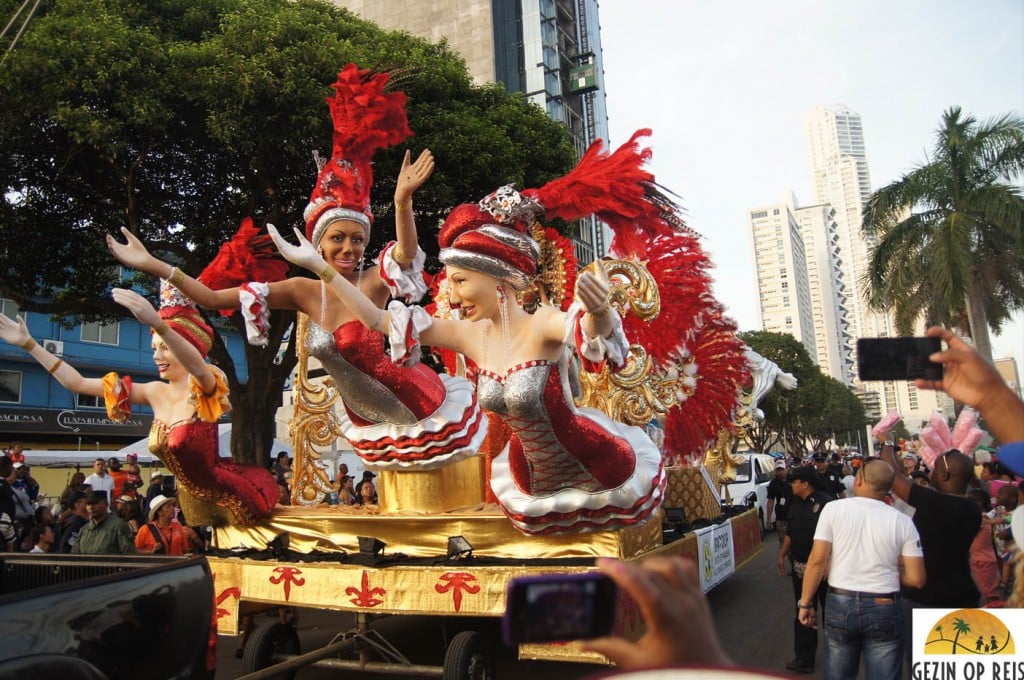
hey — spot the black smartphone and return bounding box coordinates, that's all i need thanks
[502,572,617,646]
[856,337,943,381]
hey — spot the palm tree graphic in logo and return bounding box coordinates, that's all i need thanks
[925,610,1014,655]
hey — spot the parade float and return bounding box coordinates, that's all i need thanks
[138,63,766,678]
[206,250,767,678]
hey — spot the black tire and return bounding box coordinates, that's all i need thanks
[242,621,300,677]
[443,630,495,680]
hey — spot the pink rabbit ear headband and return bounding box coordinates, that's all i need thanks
[918,408,985,468]
[875,408,986,468]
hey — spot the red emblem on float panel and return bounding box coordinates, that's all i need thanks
[215,586,242,620]
[435,572,481,612]
[346,570,386,607]
[269,566,306,602]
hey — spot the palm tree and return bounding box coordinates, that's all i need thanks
[935,624,944,640]
[862,107,1024,361]
[951,617,971,654]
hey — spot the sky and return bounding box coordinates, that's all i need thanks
[597,0,1024,375]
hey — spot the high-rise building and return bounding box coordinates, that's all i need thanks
[749,194,855,385]
[748,193,816,354]
[793,202,855,385]
[995,357,1022,400]
[803,104,951,430]
[332,0,611,262]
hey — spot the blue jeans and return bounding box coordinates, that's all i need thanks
[822,592,903,680]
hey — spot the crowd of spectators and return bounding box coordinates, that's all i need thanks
[0,448,207,557]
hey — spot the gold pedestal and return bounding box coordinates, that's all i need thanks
[664,466,720,521]
[377,454,486,514]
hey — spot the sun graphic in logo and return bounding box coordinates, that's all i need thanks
[924,609,1014,655]
[702,541,714,582]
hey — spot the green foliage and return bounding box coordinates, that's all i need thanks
[739,331,867,456]
[0,0,575,461]
[862,107,1024,360]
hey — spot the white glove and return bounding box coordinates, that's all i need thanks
[267,224,328,274]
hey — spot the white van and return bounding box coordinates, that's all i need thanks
[720,452,776,533]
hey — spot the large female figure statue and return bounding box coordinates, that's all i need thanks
[269,132,695,535]
[0,285,279,526]
[108,64,486,471]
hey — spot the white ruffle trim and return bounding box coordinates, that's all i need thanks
[378,241,428,302]
[386,301,434,367]
[337,373,487,471]
[239,282,271,347]
[490,410,667,534]
[566,301,629,370]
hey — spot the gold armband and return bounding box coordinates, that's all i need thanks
[588,305,610,320]
[167,266,185,287]
[20,338,36,351]
[392,246,413,267]
[318,263,336,283]
[394,199,412,212]
[48,358,63,375]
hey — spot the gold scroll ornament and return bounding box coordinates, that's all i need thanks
[576,259,697,426]
[288,313,341,506]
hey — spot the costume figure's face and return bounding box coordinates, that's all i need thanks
[445,266,502,322]
[319,220,368,276]
[152,337,185,381]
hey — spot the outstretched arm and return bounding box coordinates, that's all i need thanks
[106,228,241,310]
[916,326,1024,444]
[111,288,216,394]
[0,312,155,403]
[268,225,390,333]
[268,224,472,356]
[391,149,434,269]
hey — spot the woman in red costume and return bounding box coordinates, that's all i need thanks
[107,64,486,472]
[0,284,278,527]
[266,132,706,535]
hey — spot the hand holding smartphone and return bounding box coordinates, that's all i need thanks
[857,337,943,381]
[502,572,617,645]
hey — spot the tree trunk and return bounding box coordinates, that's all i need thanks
[206,309,298,465]
[965,283,993,362]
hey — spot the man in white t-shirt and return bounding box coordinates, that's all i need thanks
[798,459,925,680]
[83,458,115,501]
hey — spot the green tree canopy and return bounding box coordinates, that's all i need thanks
[861,106,1024,361]
[0,0,576,462]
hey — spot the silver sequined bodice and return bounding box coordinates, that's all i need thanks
[477,358,600,493]
[306,322,419,425]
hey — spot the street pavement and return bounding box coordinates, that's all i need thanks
[216,529,829,679]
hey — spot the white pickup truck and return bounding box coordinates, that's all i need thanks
[720,452,777,534]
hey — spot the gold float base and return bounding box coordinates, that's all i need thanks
[212,502,663,560]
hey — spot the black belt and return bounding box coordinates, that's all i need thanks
[829,586,900,600]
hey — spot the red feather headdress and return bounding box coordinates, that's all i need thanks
[303,63,412,247]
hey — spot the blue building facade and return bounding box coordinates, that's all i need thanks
[0,296,249,447]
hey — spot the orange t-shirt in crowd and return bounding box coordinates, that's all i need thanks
[134,520,191,556]
[109,470,128,502]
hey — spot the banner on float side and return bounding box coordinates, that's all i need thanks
[695,522,735,593]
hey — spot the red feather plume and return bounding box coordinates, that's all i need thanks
[198,217,289,316]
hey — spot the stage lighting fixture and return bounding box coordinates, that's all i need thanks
[358,535,387,557]
[446,535,473,560]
